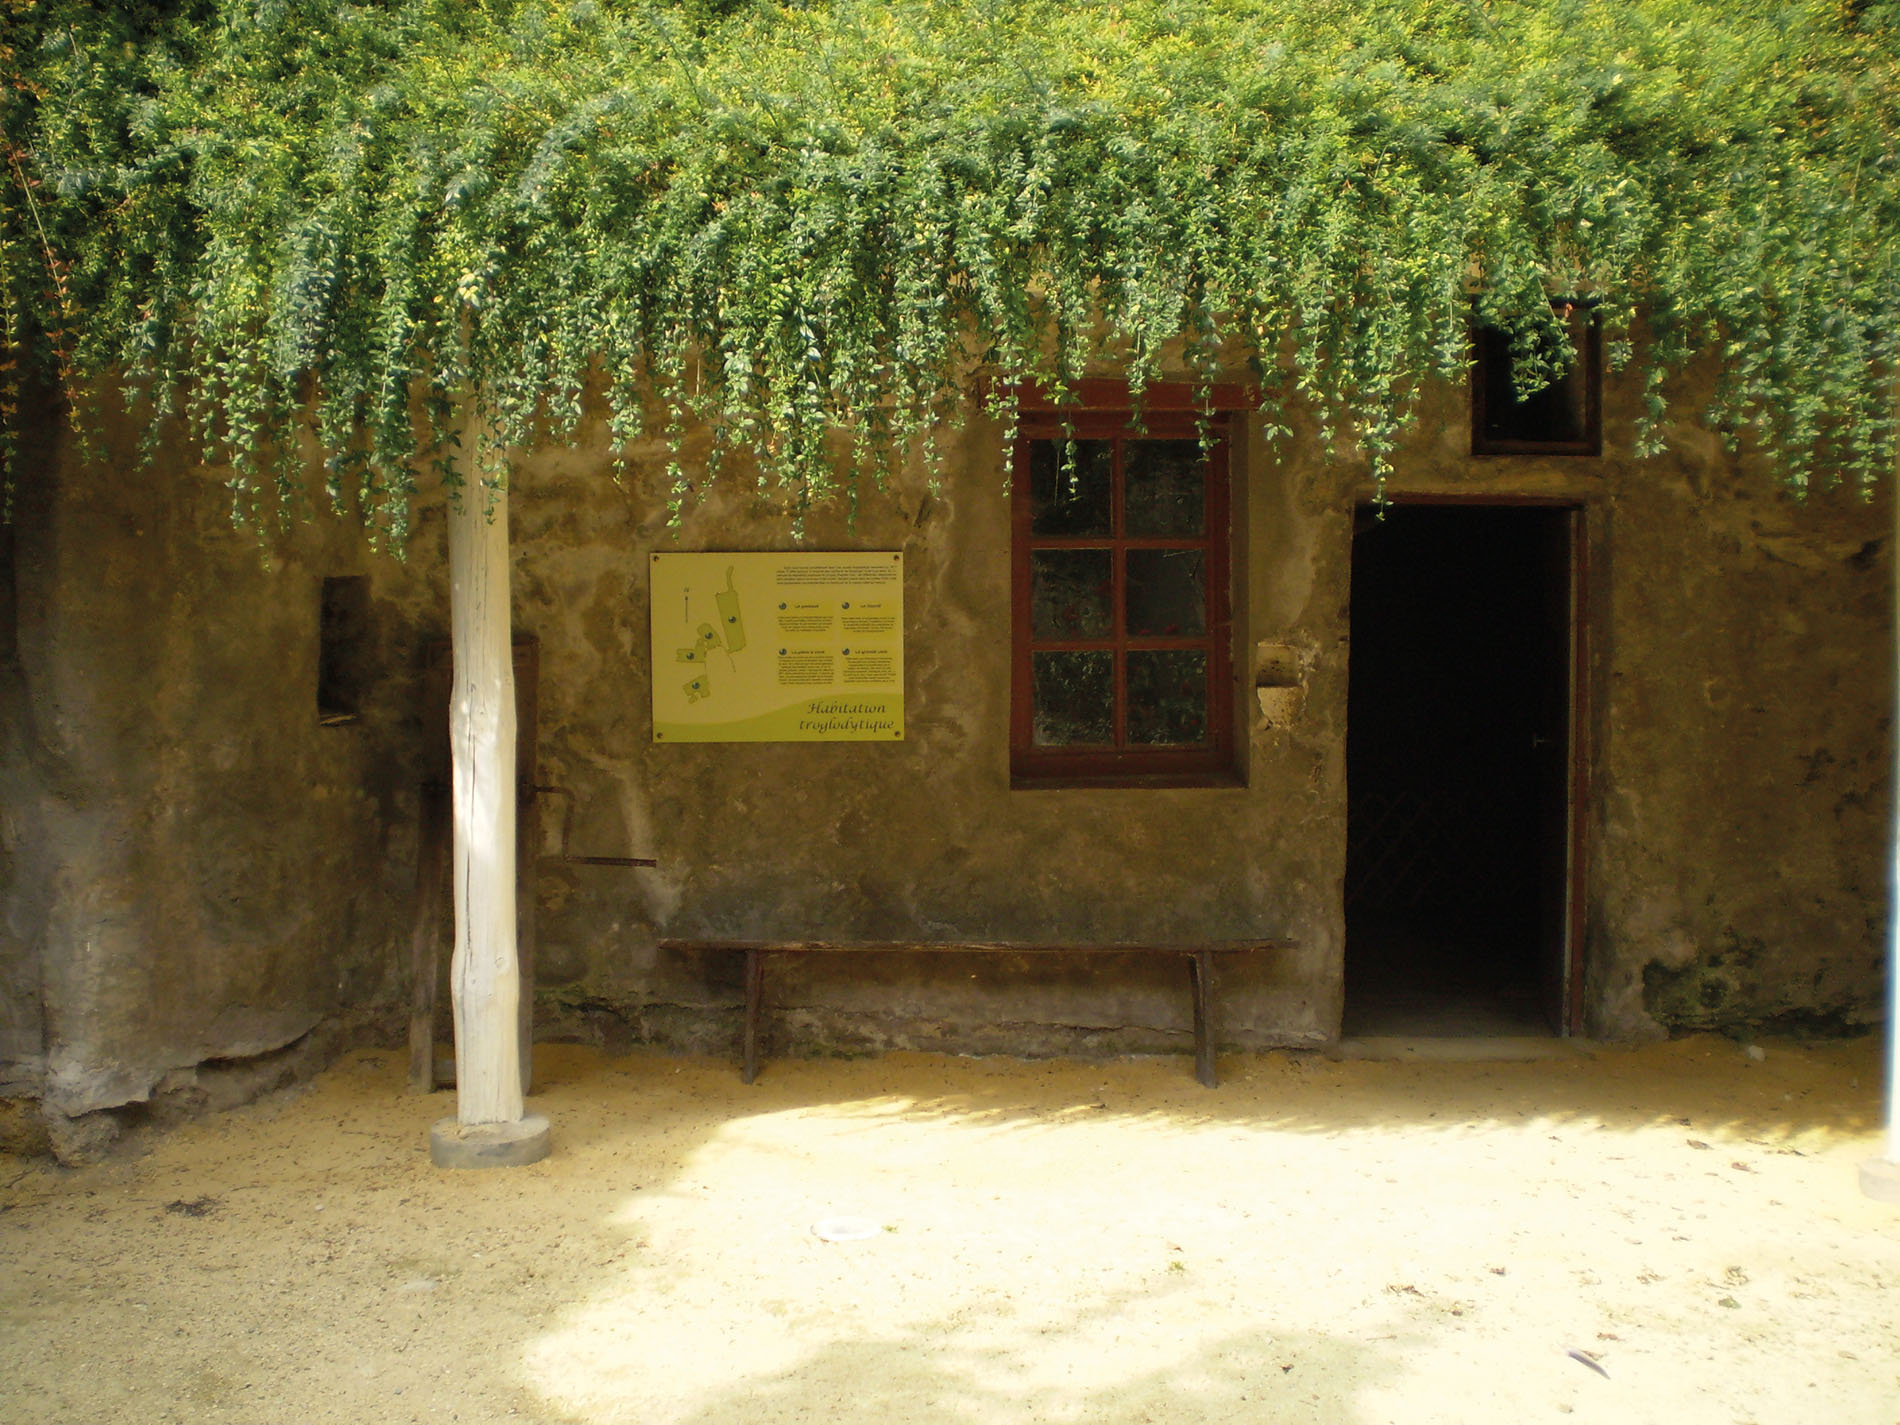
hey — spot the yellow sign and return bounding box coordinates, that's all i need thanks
[650,552,905,742]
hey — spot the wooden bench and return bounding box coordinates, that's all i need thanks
[655,939,1295,1088]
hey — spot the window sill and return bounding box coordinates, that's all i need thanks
[1010,768,1245,791]
[1471,439,1602,458]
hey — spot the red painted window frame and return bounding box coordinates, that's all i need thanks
[1009,404,1235,787]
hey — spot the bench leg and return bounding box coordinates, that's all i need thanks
[1189,951,1217,1088]
[743,947,765,1084]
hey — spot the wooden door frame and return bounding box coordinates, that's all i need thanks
[1351,493,1593,1036]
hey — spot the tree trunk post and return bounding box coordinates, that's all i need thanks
[429,471,550,1169]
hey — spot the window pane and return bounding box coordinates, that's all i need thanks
[1125,549,1205,636]
[1032,651,1114,745]
[1031,549,1112,639]
[1123,439,1204,536]
[1126,650,1208,745]
[1029,439,1112,536]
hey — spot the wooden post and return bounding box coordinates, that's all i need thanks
[516,777,538,1097]
[1189,951,1217,1089]
[512,637,541,1097]
[430,471,549,1168]
[406,780,450,1094]
[1864,485,1900,1203]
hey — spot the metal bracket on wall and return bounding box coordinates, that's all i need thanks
[533,785,658,868]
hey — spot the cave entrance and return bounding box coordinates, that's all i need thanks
[1344,502,1586,1037]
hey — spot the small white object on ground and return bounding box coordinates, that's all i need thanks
[1744,1044,1766,1061]
[812,1216,880,1242]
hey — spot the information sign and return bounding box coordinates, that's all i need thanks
[650,552,904,742]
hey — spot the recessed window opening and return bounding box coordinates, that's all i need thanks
[318,575,371,725]
[1472,304,1602,456]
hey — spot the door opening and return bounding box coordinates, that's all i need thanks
[1344,503,1581,1037]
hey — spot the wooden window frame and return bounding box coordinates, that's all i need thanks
[1010,403,1236,788]
[1471,303,1603,457]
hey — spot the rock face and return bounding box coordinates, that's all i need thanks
[1,399,430,1157]
[0,366,1889,1157]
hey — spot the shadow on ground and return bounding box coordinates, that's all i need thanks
[1,1034,1891,1425]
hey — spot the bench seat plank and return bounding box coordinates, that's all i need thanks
[658,939,1290,955]
[657,937,1294,1088]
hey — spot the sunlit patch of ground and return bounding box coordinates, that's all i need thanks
[3,1035,1895,1424]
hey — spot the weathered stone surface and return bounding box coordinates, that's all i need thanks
[0,361,1889,1140]
[496,376,1888,1050]
[1596,457,1889,1038]
[3,402,436,1141]
[0,398,53,1105]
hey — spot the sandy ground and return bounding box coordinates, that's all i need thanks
[2,1034,1897,1425]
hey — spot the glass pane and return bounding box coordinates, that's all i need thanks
[1126,650,1208,745]
[1125,549,1205,636]
[1029,439,1112,536]
[1032,651,1114,746]
[1123,439,1205,536]
[1032,549,1112,639]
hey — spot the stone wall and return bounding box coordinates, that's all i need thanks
[513,409,1340,1061]
[0,406,442,1157]
[1357,382,1891,1039]
[0,365,1889,1157]
[1592,432,1891,1036]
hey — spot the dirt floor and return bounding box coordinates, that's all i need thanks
[2,1034,1897,1425]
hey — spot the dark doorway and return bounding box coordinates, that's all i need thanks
[1345,503,1579,1037]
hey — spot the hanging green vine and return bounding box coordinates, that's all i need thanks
[1,0,1895,540]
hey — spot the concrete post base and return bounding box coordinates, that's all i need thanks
[1854,1162,1900,1208]
[1861,1156,1900,1203]
[429,1114,551,1169]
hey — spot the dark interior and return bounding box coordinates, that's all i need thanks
[1474,325,1589,446]
[1470,307,1602,456]
[1344,504,1572,1036]
[318,574,372,724]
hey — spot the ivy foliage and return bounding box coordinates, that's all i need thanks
[2,0,1895,540]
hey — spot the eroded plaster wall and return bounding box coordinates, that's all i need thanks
[1346,379,1891,1040]
[0,410,439,1156]
[1591,434,1890,1035]
[1,365,1889,1156]
[511,411,1341,1059]
[0,416,48,1113]
[501,370,1889,1054]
